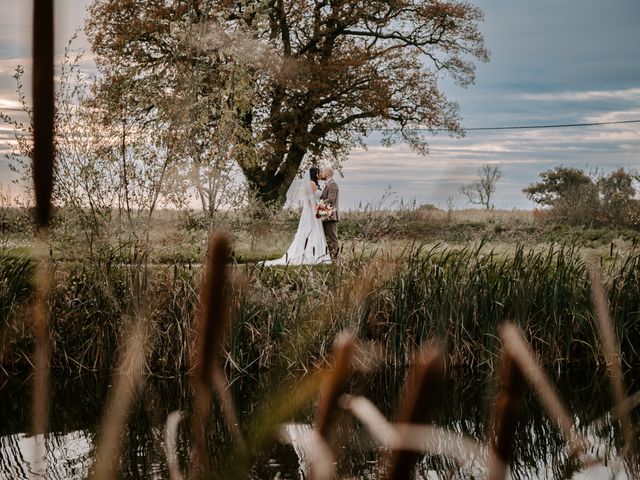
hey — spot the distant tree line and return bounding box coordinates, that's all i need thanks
[457,163,639,229]
[524,166,640,228]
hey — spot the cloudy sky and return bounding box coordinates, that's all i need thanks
[1,0,639,209]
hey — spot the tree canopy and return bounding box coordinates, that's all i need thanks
[86,0,489,205]
[523,167,595,207]
[524,166,640,227]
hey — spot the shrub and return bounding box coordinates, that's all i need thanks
[525,166,640,228]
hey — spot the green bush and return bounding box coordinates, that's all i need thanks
[525,166,640,228]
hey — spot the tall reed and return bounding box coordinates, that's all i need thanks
[29,0,55,474]
[385,347,444,479]
[3,242,640,379]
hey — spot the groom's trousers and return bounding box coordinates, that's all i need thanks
[323,221,339,261]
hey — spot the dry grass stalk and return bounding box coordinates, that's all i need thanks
[190,232,243,477]
[188,390,227,478]
[298,430,336,480]
[194,233,232,385]
[488,350,525,480]
[91,316,149,480]
[316,331,356,439]
[245,371,326,448]
[29,243,52,478]
[341,395,485,467]
[350,339,385,374]
[29,0,55,474]
[212,370,327,479]
[385,347,444,480]
[588,266,637,473]
[499,324,584,453]
[165,410,184,480]
[212,367,245,447]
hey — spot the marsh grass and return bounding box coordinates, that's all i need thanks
[4,239,640,477]
[0,255,32,324]
[3,242,640,379]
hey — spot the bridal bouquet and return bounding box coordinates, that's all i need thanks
[315,200,335,220]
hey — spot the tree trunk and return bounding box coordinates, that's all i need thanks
[241,140,308,207]
[238,84,315,206]
[242,157,302,206]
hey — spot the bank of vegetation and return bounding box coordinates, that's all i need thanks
[2,242,639,378]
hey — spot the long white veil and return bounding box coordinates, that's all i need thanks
[286,170,315,212]
[263,168,330,265]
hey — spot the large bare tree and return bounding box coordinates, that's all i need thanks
[86,0,489,205]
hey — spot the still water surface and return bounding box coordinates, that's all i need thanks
[0,368,637,479]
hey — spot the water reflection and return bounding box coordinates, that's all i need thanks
[0,431,92,479]
[0,368,637,479]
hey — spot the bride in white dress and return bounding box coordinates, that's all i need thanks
[263,167,331,265]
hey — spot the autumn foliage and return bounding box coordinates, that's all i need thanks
[86,0,489,205]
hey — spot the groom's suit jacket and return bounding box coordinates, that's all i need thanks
[321,179,339,221]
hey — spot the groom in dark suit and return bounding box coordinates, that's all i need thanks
[320,167,340,261]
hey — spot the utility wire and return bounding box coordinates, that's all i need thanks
[458,119,640,131]
[376,119,640,132]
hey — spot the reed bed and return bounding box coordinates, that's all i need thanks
[2,242,640,378]
[0,255,32,325]
[3,240,640,478]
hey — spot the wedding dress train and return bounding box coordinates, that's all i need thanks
[262,172,331,266]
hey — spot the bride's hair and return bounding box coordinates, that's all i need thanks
[309,167,320,188]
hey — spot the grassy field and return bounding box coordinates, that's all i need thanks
[162,207,638,264]
[3,206,638,264]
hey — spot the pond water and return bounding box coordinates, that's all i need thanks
[0,367,637,479]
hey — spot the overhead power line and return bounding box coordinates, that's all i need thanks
[458,119,640,131]
[377,119,640,132]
